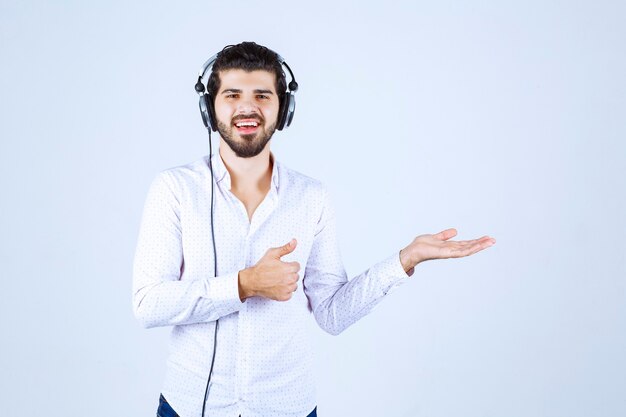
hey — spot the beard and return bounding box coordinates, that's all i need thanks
[217,114,277,158]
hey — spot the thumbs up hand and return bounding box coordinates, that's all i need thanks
[238,239,301,302]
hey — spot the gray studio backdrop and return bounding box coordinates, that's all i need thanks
[1,1,625,416]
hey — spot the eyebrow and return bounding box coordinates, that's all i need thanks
[221,88,275,95]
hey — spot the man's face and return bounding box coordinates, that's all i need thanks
[214,69,280,158]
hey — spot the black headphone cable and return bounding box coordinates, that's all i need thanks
[201,127,219,417]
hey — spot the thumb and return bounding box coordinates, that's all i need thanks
[434,228,458,241]
[267,238,297,259]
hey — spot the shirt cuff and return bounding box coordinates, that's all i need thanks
[206,273,243,318]
[372,252,413,297]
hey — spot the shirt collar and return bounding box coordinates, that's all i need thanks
[209,151,280,192]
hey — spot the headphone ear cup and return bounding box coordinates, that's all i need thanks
[199,95,211,129]
[205,94,218,132]
[284,92,296,128]
[277,92,296,131]
[276,93,288,131]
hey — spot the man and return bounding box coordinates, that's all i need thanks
[133,42,495,417]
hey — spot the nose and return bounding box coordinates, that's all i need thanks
[236,96,259,115]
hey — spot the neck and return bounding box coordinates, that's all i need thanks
[218,139,273,192]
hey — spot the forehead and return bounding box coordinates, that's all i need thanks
[217,69,277,92]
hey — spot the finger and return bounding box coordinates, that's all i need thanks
[279,292,293,302]
[481,237,496,247]
[266,238,297,259]
[449,236,494,247]
[467,239,494,255]
[434,228,457,241]
[284,261,301,273]
[453,239,483,248]
[451,238,495,257]
[467,236,496,248]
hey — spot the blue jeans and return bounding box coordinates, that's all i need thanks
[157,394,318,417]
[157,394,179,417]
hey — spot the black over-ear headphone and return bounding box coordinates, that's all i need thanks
[194,48,299,132]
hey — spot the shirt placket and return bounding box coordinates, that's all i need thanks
[236,189,277,414]
[227,194,247,414]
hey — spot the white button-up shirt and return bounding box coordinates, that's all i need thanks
[133,152,410,417]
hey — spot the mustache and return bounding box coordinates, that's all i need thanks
[231,113,264,124]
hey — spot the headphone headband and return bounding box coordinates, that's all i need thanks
[197,53,219,81]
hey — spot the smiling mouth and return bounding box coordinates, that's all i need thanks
[235,121,259,127]
[233,119,261,134]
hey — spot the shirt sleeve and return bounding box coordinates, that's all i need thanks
[303,186,411,336]
[132,172,243,329]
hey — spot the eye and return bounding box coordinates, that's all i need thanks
[256,94,270,100]
[226,93,239,99]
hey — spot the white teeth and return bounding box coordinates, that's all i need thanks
[236,121,258,127]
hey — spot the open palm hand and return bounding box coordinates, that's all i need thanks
[400,228,496,272]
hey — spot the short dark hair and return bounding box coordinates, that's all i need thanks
[207,42,286,104]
